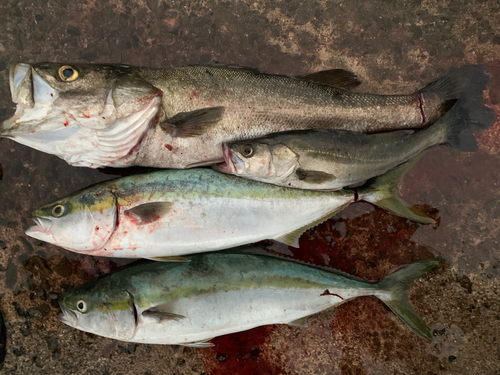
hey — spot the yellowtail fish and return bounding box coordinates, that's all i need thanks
[59,251,441,345]
[26,154,433,260]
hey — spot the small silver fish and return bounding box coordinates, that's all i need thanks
[214,97,495,190]
[59,251,441,345]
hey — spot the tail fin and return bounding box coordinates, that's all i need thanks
[377,258,442,341]
[359,152,435,224]
[420,65,496,151]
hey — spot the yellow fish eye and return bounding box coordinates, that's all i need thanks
[58,65,79,82]
[241,145,254,158]
[51,204,65,217]
[76,300,87,313]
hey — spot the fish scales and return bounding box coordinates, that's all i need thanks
[58,252,440,344]
[2,63,482,169]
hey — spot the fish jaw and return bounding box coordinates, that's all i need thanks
[2,64,58,134]
[2,63,163,168]
[25,217,56,244]
[212,144,238,174]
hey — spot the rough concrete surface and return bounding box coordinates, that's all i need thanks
[0,0,499,374]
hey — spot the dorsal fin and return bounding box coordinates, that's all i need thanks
[296,69,361,90]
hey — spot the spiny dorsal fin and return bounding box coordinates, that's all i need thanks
[274,202,352,248]
[164,107,225,138]
[124,202,174,225]
[296,69,361,90]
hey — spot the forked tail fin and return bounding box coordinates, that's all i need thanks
[419,65,496,151]
[377,258,442,341]
[358,152,435,224]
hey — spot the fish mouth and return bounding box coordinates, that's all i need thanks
[213,144,246,174]
[58,303,78,327]
[25,217,54,243]
[1,63,58,135]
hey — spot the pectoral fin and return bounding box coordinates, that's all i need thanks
[296,169,337,184]
[162,107,225,137]
[142,304,186,323]
[275,202,352,247]
[124,202,174,225]
[147,256,191,262]
[297,69,361,90]
[183,339,215,348]
[287,317,308,327]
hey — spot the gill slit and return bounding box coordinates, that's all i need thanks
[418,93,426,126]
[126,290,139,332]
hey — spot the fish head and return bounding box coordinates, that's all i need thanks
[59,282,137,340]
[1,63,162,167]
[25,186,117,252]
[215,141,299,181]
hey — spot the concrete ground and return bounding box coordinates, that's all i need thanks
[0,0,499,374]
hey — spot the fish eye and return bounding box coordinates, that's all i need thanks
[58,65,79,82]
[241,145,254,158]
[76,300,87,313]
[51,205,65,217]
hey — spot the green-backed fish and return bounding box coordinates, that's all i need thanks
[214,97,495,190]
[26,154,433,260]
[1,63,493,169]
[59,252,441,345]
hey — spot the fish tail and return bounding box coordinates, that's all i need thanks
[419,65,496,151]
[358,151,435,224]
[377,257,442,341]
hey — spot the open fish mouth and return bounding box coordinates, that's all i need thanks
[213,144,246,174]
[1,63,58,135]
[58,305,78,327]
[25,217,54,242]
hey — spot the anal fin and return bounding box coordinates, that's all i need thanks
[287,317,307,327]
[183,339,215,348]
[275,202,352,248]
[147,256,191,262]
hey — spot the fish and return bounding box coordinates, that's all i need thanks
[58,251,441,345]
[26,154,433,260]
[213,95,496,190]
[1,63,490,169]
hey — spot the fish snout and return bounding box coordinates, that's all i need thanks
[25,217,54,242]
[9,63,34,107]
[212,144,237,174]
[58,302,78,327]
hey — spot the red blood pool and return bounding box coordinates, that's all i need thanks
[164,144,173,151]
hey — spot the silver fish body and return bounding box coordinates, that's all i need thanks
[214,97,495,190]
[2,63,491,169]
[25,158,434,259]
[59,252,440,345]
